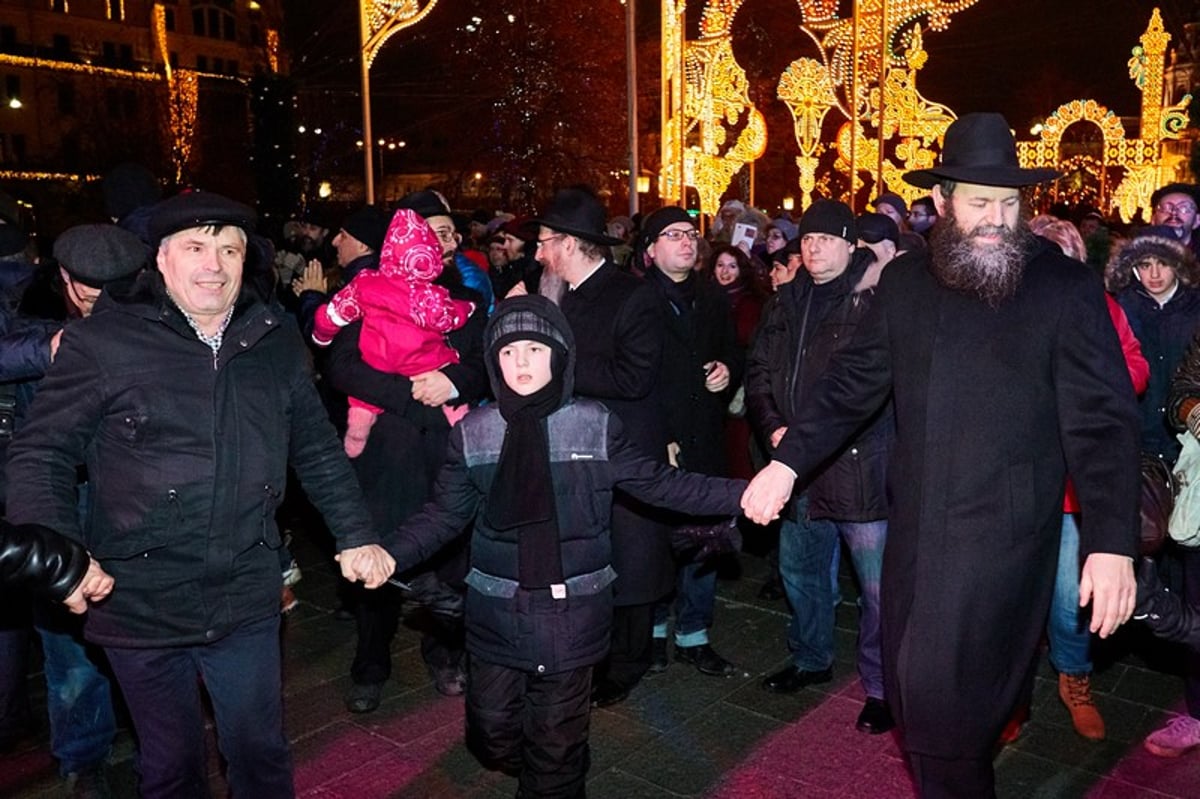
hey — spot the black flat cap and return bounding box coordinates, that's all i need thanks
[149,190,257,243]
[53,224,150,287]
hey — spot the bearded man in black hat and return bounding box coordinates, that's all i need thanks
[532,186,671,707]
[741,113,1140,798]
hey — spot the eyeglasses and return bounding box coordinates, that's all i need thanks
[536,234,565,248]
[432,228,458,244]
[658,229,700,242]
[908,211,932,219]
[1156,201,1197,216]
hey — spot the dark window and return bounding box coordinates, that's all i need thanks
[164,9,175,32]
[108,0,123,21]
[222,15,235,41]
[50,0,66,12]
[1,27,17,53]
[101,41,116,66]
[57,82,74,114]
[192,9,204,36]
[212,57,224,73]
[208,9,219,38]
[226,60,237,76]
[12,134,24,164]
[51,33,69,58]
[169,51,179,68]
[196,55,208,71]
[0,134,10,164]
[5,76,19,102]
[119,44,133,68]
[249,24,261,46]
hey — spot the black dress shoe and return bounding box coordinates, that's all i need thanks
[345,681,383,713]
[591,679,630,708]
[675,643,737,676]
[648,637,669,674]
[761,664,832,693]
[855,697,895,734]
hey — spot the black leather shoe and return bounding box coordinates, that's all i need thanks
[761,664,832,693]
[648,637,669,674]
[675,643,737,676]
[345,681,383,714]
[855,697,895,734]
[591,679,631,708]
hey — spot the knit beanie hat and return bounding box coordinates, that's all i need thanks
[798,200,856,243]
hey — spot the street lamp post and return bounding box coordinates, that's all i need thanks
[359,0,440,204]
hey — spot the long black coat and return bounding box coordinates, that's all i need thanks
[559,261,672,605]
[646,268,742,477]
[773,238,1140,759]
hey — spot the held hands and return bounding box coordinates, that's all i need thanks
[411,371,454,407]
[336,544,396,589]
[1080,552,1136,638]
[62,558,114,614]
[667,442,681,468]
[769,426,788,450]
[740,460,797,525]
[505,281,529,299]
[703,361,730,393]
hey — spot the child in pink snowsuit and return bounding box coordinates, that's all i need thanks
[312,209,476,457]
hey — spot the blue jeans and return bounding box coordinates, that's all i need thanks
[837,520,887,699]
[779,496,839,672]
[653,561,716,647]
[104,614,293,799]
[1047,513,1091,676]
[32,604,115,774]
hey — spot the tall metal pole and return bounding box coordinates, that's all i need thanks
[626,0,639,216]
[359,3,375,204]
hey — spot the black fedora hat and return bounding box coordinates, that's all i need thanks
[903,112,1060,189]
[531,187,623,246]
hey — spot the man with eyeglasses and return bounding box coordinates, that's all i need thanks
[908,196,938,237]
[638,206,743,679]
[1151,183,1200,259]
[531,186,671,708]
[398,190,495,315]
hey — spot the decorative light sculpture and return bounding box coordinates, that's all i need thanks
[359,0,439,203]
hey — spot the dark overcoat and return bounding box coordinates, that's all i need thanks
[773,237,1140,759]
[646,267,742,477]
[559,261,672,605]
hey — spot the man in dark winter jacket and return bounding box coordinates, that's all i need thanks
[389,294,746,799]
[6,190,394,799]
[639,205,743,677]
[746,200,895,734]
[742,114,1139,797]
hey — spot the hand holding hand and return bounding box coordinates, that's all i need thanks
[741,460,796,525]
[62,558,114,614]
[703,361,730,393]
[49,329,64,362]
[336,545,396,589]
[1080,552,1136,638]
[505,281,529,298]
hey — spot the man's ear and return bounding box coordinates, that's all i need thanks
[931,185,949,216]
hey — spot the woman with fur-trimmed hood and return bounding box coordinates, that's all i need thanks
[1107,225,1200,462]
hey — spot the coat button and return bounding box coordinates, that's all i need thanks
[850,447,859,455]
[205,629,216,640]
[239,340,249,348]
[536,664,546,674]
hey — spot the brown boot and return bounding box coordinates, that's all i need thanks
[1058,673,1105,741]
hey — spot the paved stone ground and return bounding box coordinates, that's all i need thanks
[4,526,1200,798]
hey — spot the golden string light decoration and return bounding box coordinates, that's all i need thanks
[360,0,439,69]
[1016,9,1192,221]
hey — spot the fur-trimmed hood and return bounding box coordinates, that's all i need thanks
[1104,231,1200,293]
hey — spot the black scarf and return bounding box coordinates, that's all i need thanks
[648,265,697,318]
[486,364,566,588]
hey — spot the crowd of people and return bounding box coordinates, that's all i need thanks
[2,112,1200,799]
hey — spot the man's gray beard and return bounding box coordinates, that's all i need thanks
[928,211,1033,308]
[538,268,567,305]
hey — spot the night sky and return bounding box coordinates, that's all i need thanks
[283,0,1196,163]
